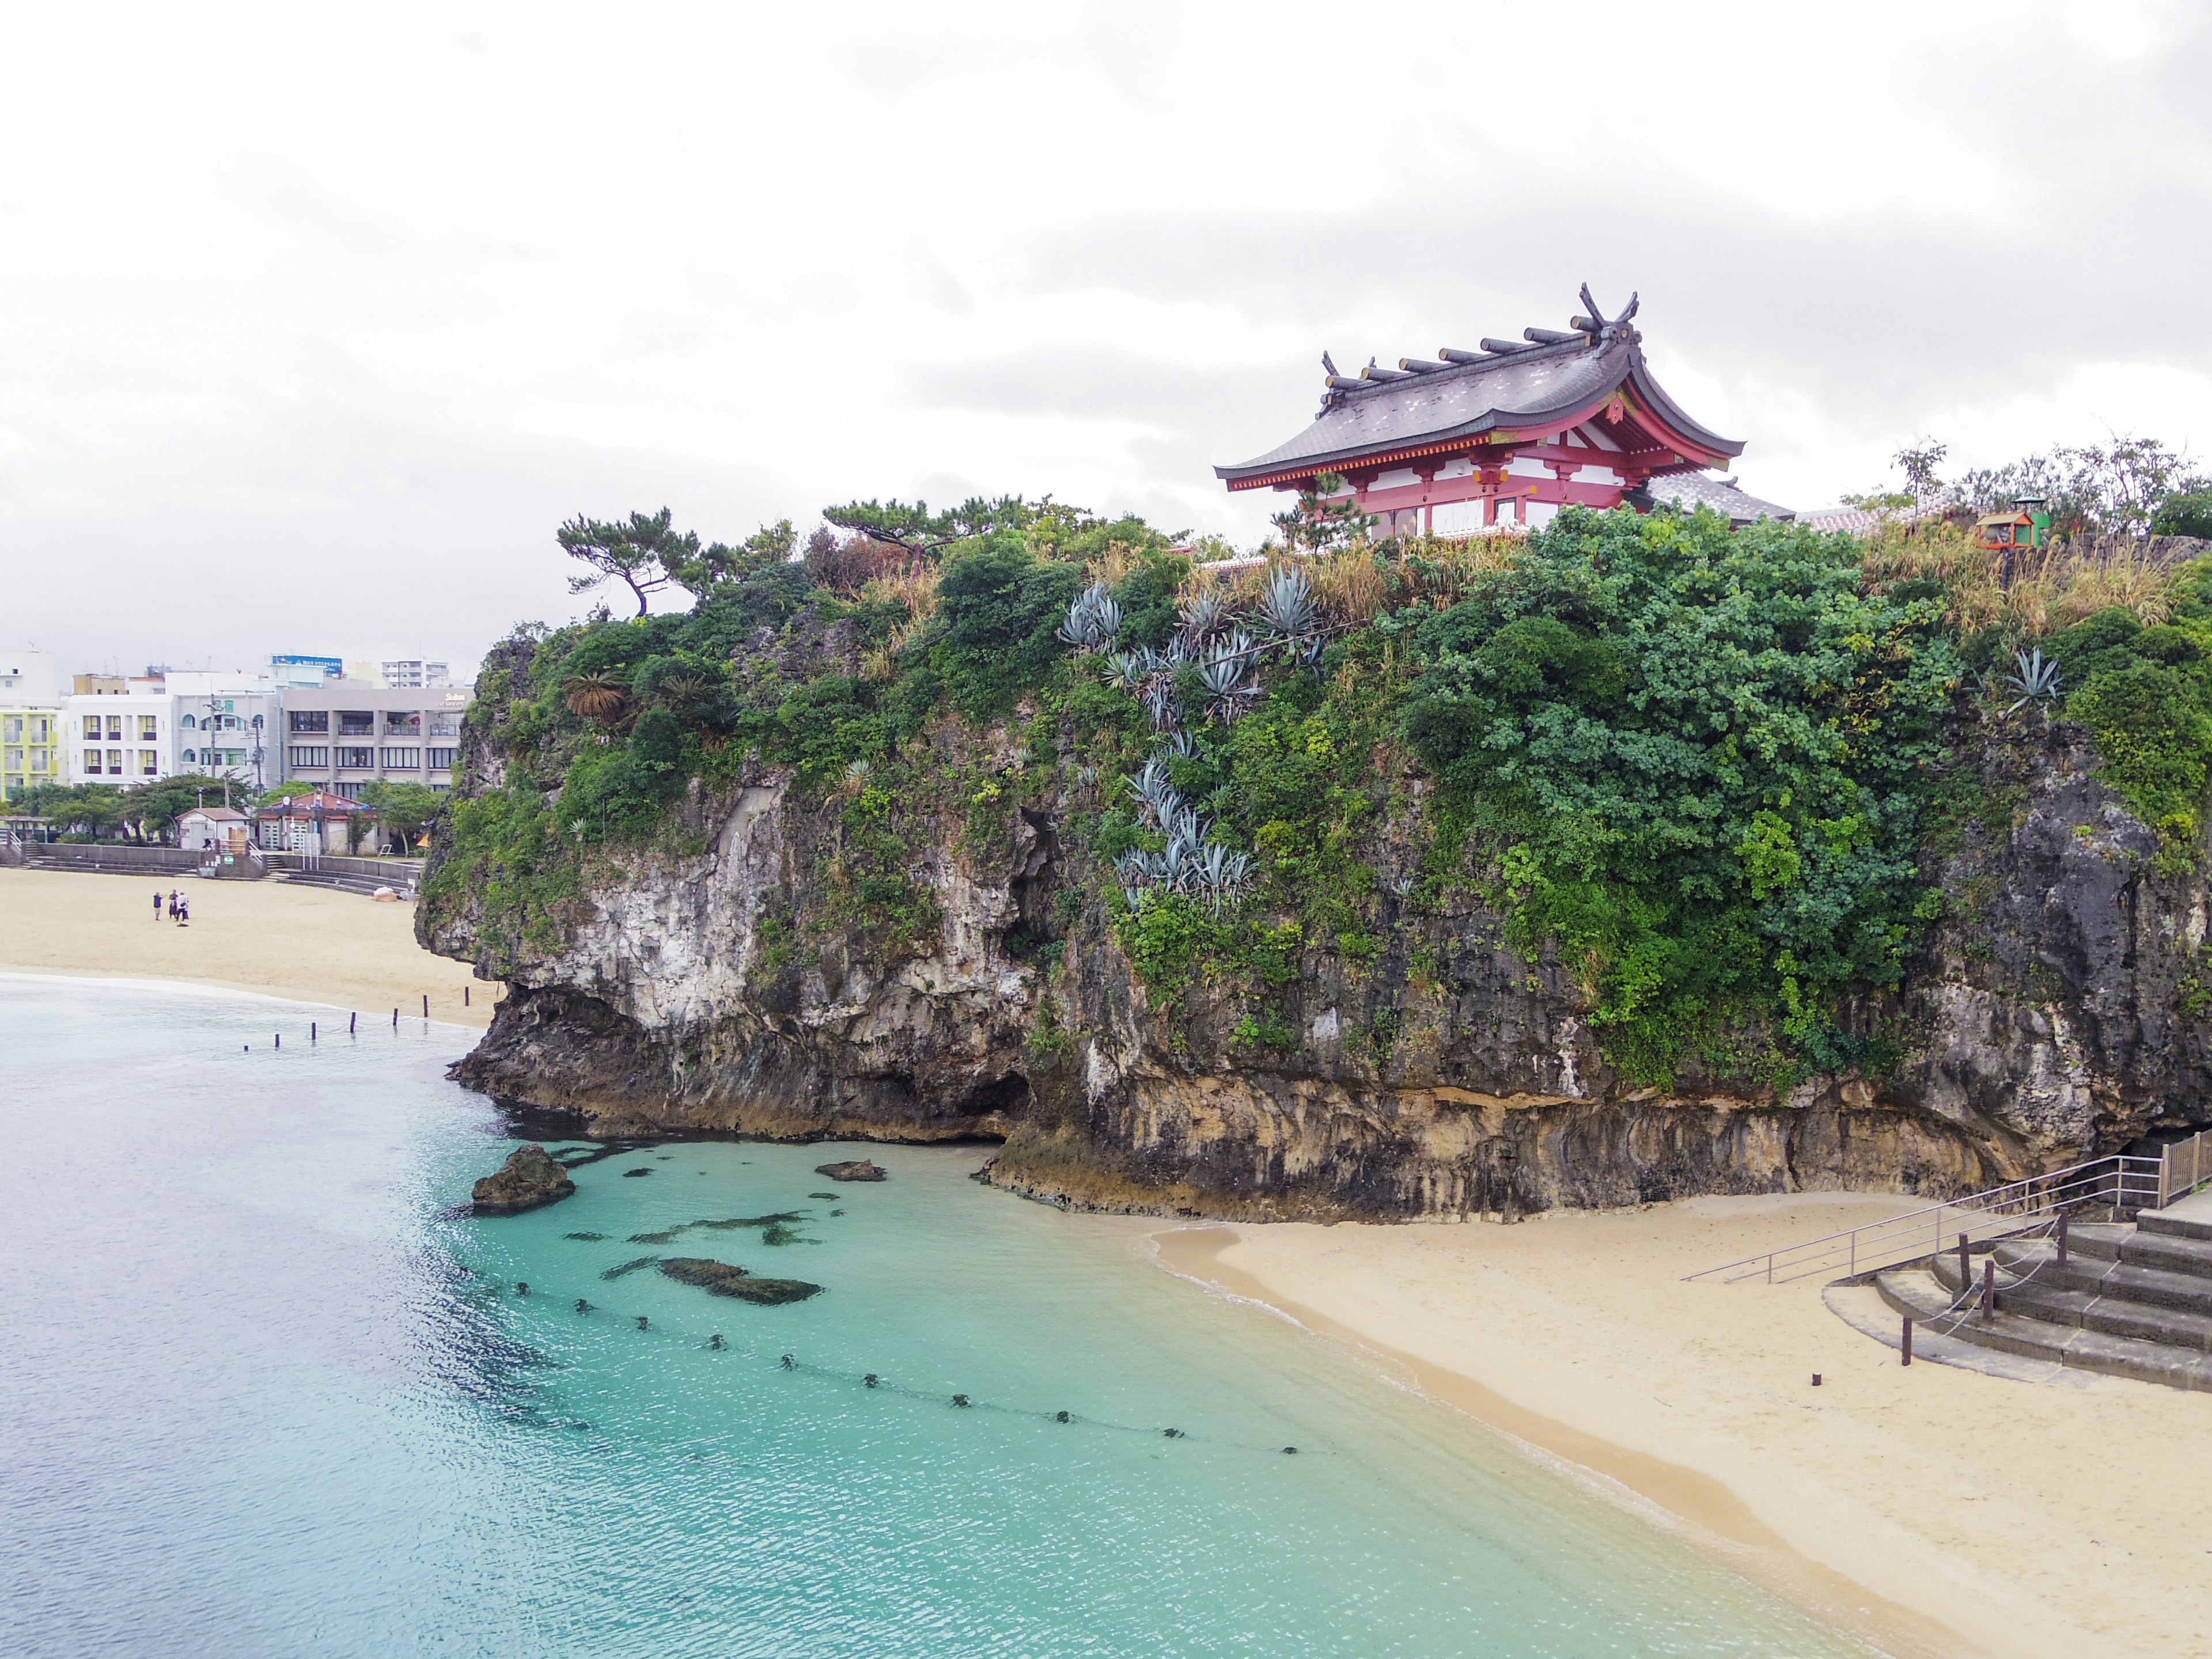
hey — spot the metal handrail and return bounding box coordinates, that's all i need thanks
[1684,1154,2165,1285]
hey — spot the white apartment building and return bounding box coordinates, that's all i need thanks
[63,683,173,786]
[62,671,288,792]
[379,659,452,688]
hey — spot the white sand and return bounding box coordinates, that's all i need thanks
[1158,1200,2212,1659]
[0,866,495,1026]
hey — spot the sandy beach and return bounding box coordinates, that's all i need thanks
[0,866,495,1027]
[1157,1205,2212,1659]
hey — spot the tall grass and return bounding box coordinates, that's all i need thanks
[1859,523,2184,636]
[857,561,942,681]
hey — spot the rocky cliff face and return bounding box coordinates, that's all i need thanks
[423,665,2212,1221]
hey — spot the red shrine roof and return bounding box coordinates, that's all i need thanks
[1216,287,1744,492]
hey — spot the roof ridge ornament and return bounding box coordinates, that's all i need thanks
[1570,283,1639,345]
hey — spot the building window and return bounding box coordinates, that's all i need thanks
[138,716,158,741]
[290,710,328,734]
[183,749,196,764]
[4,748,20,771]
[105,716,122,740]
[337,711,374,736]
[1494,497,1519,525]
[338,746,373,769]
[31,747,48,772]
[384,713,422,736]
[290,746,329,768]
[139,751,158,776]
[427,747,456,770]
[381,747,421,769]
[2,716,19,742]
[83,716,101,740]
[31,717,48,742]
[332,781,366,801]
[429,719,461,738]
[84,749,101,773]
[182,713,198,729]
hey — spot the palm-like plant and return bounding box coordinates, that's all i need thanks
[2003,647,2063,714]
[563,673,628,724]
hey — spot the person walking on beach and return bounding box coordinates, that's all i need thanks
[176,895,190,927]
[153,888,164,920]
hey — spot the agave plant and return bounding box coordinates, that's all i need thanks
[1159,729,1199,759]
[1178,587,1232,646]
[1056,583,1123,653]
[1253,566,1319,642]
[1103,651,1146,691]
[1198,631,1261,722]
[1121,757,1177,825]
[562,672,628,724]
[1142,680,1183,733]
[2004,647,2063,714]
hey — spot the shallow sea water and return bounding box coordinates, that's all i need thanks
[0,977,1876,1657]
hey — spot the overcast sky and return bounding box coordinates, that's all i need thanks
[4,1,2207,679]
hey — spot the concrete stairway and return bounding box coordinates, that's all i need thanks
[1873,1192,2212,1391]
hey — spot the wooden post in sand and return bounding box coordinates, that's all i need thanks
[1901,1316,1912,1366]
[392,1007,397,1028]
[464,986,470,1007]
[310,1022,316,1042]
[2056,1212,2068,1266]
[422,994,429,1018]
[349,1012,356,1035]
[1980,1258,1995,1320]
[1957,1232,1970,1291]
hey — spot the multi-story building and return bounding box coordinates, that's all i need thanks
[60,671,287,793]
[165,673,286,793]
[379,659,452,689]
[0,652,65,802]
[279,680,472,800]
[62,679,172,787]
[270,654,345,688]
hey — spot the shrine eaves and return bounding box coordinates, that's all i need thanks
[1215,286,1790,536]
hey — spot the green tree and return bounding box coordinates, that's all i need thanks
[558,507,698,616]
[822,497,1033,557]
[359,781,446,852]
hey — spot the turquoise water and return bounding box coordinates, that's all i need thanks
[0,977,1874,1657]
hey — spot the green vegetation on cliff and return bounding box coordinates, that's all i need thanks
[428,492,2212,1091]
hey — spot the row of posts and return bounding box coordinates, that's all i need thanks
[1899,1213,2067,1366]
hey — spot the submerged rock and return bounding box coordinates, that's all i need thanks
[815,1160,886,1183]
[659,1257,823,1304]
[472,1144,576,1215]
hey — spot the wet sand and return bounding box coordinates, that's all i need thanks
[0,866,494,1027]
[1154,1202,2212,1659]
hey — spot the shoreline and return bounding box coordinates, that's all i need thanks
[1151,1213,2212,1659]
[1152,1226,1975,1659]
[0,866,496,1028]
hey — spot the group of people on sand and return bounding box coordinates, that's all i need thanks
[156,887,190,926]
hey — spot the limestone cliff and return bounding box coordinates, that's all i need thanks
[421,637,2212,1221]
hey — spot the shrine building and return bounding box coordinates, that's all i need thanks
[1215,286,1790,535]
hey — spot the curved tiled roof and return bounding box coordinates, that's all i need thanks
[1216,310,1743,488]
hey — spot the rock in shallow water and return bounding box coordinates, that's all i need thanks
[814,1160,886,1183]
[471,1144,576,1215]
[658,1257,823,1304]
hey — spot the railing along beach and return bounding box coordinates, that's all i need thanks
[1683,1154,2165,1285]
